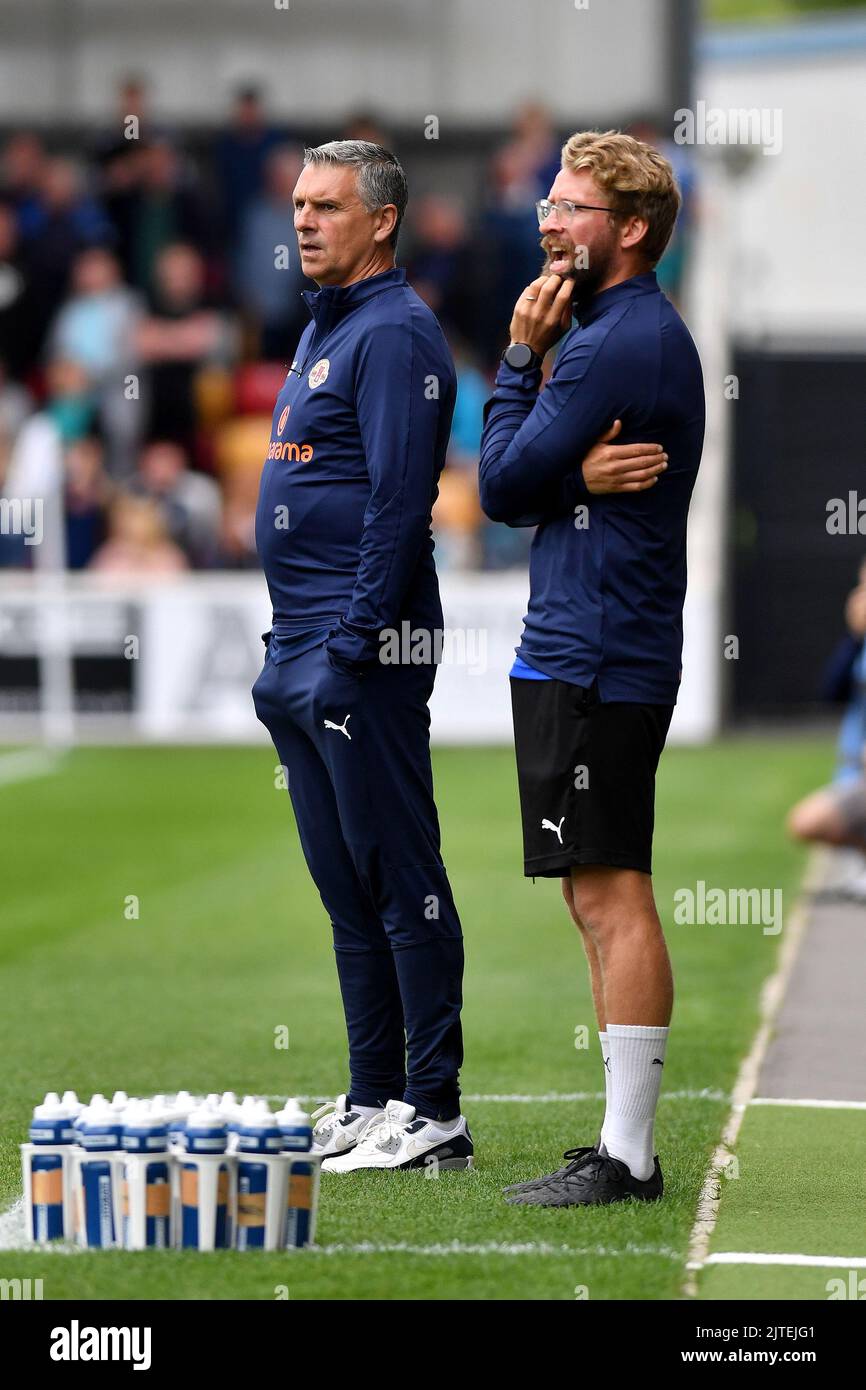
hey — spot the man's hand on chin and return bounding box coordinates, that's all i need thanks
[507,272,575,360]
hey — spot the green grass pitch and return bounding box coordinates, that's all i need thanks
[0,736,832,1300]
[697,1104,866,1301]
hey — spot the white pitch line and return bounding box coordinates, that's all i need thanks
[304,1240,681,1259]
[0,1198,77,1254]
[682,848,824,1298]
[0,1195,678,1261]
[696,1252,866,1270]
[0,1198,26,1250]
[751,1097,866,1111]
[267,1089,729,1106]
[0,1205,680,1263]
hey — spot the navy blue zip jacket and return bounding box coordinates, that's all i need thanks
[255,266,457,670]
[479,271,705,704]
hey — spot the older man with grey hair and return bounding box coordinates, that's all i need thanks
[252,141,473,1173]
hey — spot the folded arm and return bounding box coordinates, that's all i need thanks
[479,339,666,525]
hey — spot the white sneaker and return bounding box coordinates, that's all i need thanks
[321,1099,473,1173]
[310,1094,381,1158]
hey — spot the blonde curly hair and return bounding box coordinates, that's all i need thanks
[561,130,681,266]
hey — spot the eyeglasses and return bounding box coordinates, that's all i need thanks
[535,198,614,226]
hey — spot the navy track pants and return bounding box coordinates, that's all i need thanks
[252,637,464,1120]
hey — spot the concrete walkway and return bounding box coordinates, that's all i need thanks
[758,850,866,1102]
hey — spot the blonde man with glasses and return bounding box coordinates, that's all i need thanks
[480,130,705,1209]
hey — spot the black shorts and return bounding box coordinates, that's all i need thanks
[509,675,674,878]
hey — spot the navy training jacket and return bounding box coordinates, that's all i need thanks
[255,266,457,670]
[479,271,705,704]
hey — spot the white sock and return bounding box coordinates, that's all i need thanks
[599,1031,612,1113]
[600,1024,669,1181]
[349,1102,381,1120]
[419,1113,461,1135]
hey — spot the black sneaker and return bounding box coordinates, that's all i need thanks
[505,1150,663,1206]
[502,1143,599,1195]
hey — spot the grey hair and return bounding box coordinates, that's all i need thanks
[302,140,407,249]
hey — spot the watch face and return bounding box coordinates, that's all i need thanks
[506,343,533,369]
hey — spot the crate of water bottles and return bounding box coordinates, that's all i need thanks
[21,1089,322,1251]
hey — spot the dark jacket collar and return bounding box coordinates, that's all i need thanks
[302,265,406,332]
[575,270,659,328]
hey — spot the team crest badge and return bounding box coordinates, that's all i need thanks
[277,405,290,435]
[308,358,330,389]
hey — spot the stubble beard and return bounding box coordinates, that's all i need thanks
[541,235,615,310]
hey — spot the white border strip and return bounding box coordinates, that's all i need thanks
[682,848,824,1295]
[698,1252,866,1270]
[751,1096,866,1111]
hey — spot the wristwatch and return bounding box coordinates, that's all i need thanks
[503,342,542,371]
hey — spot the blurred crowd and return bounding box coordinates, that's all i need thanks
[0,81,694,577]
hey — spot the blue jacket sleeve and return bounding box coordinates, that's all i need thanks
[325,321,453,670]
[479,334,623,525]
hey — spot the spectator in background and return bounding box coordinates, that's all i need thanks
[99,141,146,285]
[214,86,281,254]
[89,492,187,574]
[94,74,152,157]
[64,435,112,569]
[49,248,134,379]
[17,154,112,244]
[16,157,114,362]
[788,559,866,895]
[0,201,38,378]
[235,144,309,359]
[0,132,47,226]
[127,140,210,295]
[92,74,157,278]
[47,246,142,476]
[406,195,476,345]
[92,76,153,222]
[129,438,222,568]
[135,242,235,453]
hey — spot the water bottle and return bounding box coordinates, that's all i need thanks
[276,1099,315,1248]
[24,1092,76,1242]
[179,1107,233,1250]
[236,1100,282,1250]
[122,1103,172,1249]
